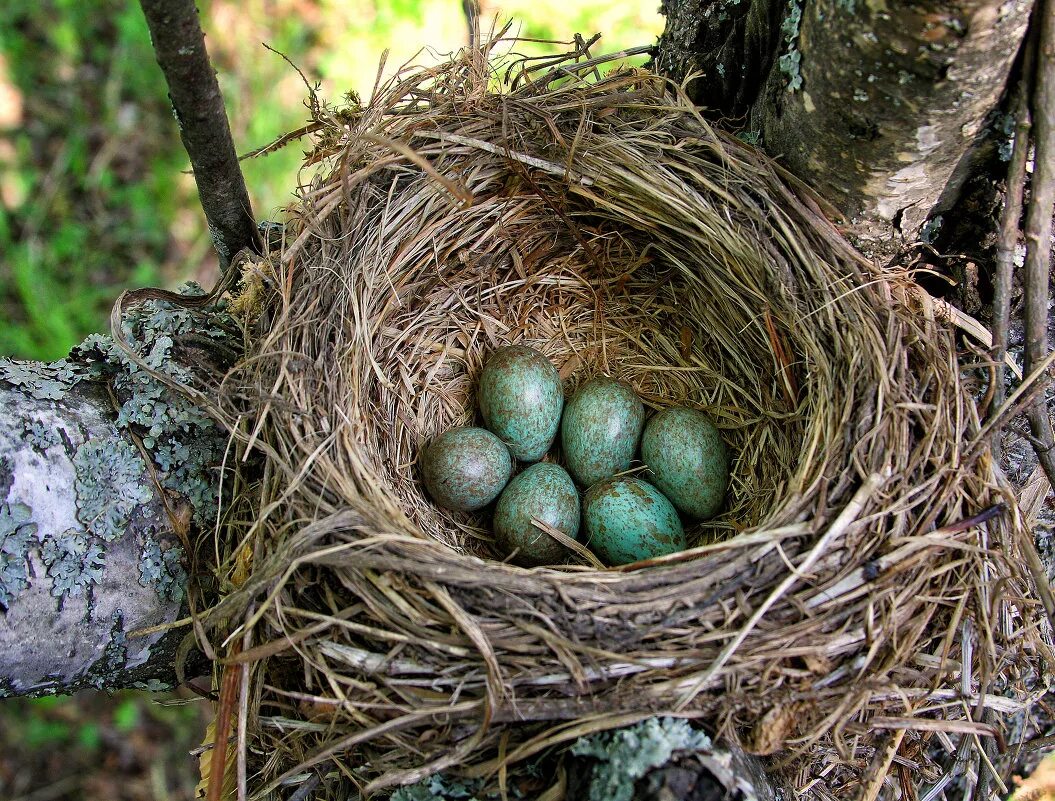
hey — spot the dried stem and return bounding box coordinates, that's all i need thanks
[139,0,261,269]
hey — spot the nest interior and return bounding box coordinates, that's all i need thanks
[207,39,1047,798]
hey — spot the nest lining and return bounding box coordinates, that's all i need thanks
[205,38,1047,798]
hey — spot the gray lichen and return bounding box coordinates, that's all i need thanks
[0,359,83,401]
[391,775,490,801]
[994,112,1016,162]
[570,717,713,801]
[920,215,944,244]
[73,436,153,542]
[132,678,172,691]
[40,528,105,599]
[83,610,130,689]
[138,537,187,603]
[21,418,60,451]
[72,284,232,527]
[0,501,38,609]
[777,0,804,92]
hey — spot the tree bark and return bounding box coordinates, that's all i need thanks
[657,0,1033,257]
[139,0,261,269]
[0,376,189,695]
[0,289,235,695]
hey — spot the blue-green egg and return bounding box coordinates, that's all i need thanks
[493,463,580,566]
[420,427,512,511]
[641,407,729,519]
[479,345,563,462]
[561,377,645,487]
[583,477,686,566]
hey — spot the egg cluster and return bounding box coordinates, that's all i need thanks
[420,345,729,567]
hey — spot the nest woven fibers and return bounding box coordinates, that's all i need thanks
[204,35,1049,799]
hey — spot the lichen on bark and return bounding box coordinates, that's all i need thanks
[655,0,1033,256]
[0,285,238,694]
[752,0,1032,254]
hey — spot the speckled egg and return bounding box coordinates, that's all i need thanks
[583,477,686,566]
[420,427,512,511]
[641,407,729,520]
[493,463,580,566]
[478,345,563,462]
[561,378,645,487]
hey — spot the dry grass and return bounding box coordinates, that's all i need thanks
[196,34,1049,799]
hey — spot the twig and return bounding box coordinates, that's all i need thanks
[138,0,261,270]
[1020,732,1055,753]
[991,36,1035,462]
[1022,0,1055,488]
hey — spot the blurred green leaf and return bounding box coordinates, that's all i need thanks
[76,722,102,750]
[113,698,141,732]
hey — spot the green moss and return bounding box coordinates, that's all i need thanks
[73,436,152,542]
[40,528,105,599]
[570,718,712,801]
[0,501,39,609]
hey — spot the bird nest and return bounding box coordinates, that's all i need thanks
[203,37,1048,798]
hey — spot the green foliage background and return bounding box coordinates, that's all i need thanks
[0,1,661,798]
[0,0,660,360]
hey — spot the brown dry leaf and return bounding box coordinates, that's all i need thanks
[231,541,254,589]
[745,703,800,755]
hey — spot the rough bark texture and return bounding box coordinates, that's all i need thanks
[0,379,188,695]
[655,0,784,120]
[657,0,1033,258]
[139,0,260,269]
[0,290,236,696]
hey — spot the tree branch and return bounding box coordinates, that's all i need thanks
[0,286,238,695]
[991,34,1035,462]
[1023,0,1055,487]
[139,0,260,269]
[0,378,191,695]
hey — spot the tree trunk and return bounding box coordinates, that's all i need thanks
[657,0,1033,257]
